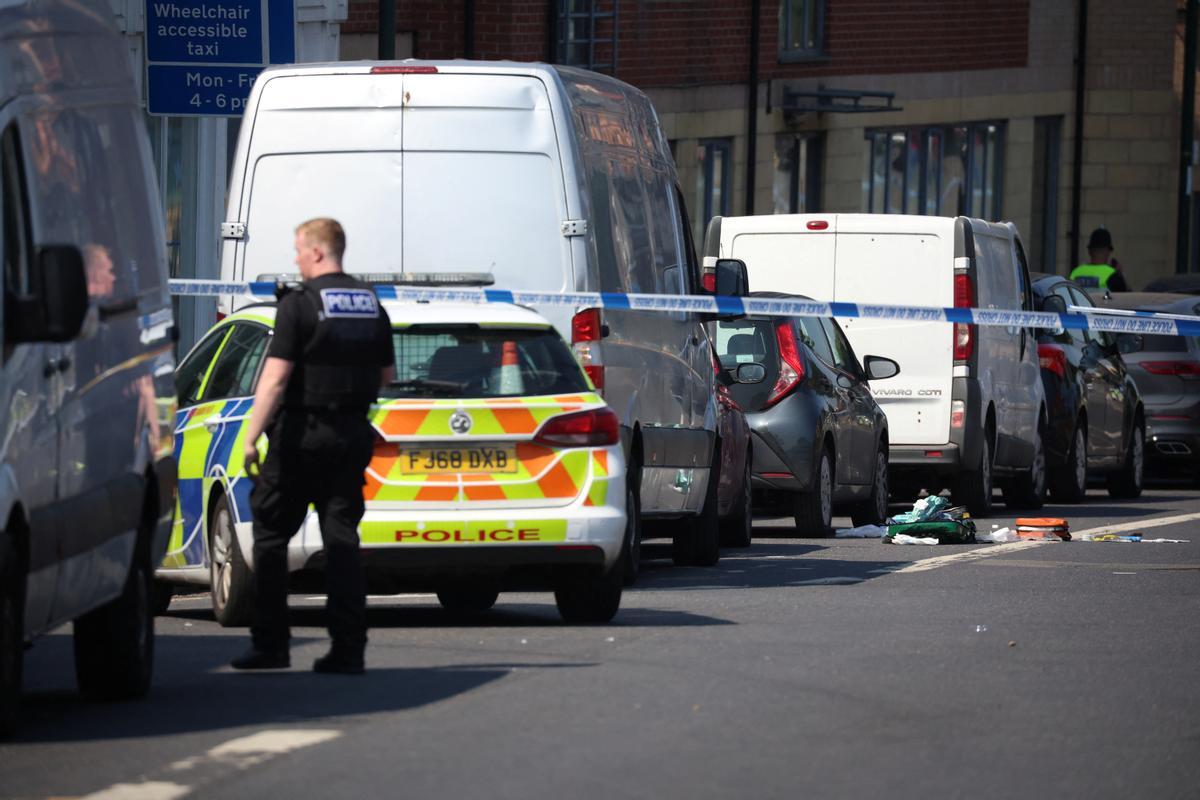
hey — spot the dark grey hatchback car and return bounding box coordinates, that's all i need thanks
[712,295,899,535]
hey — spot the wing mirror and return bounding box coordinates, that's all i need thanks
[863,355,900,381]
[734,362,766,384]
[1116,333,1143,354]
[6,245,90,344]
[713,258,749,297]
[1038,294,1067,337]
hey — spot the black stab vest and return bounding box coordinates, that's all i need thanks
[283,280,385,413]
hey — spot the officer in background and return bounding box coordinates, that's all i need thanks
[232,218,394,674]
[1070,227,1129,291]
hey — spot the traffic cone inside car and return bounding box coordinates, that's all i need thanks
[496,340,524,395]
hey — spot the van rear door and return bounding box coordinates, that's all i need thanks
[831,220,954,446]
[401,72,574,299]
[235,73,407,282]
[725,217,836,302]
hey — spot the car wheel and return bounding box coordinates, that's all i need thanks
[555,561,623,624]
[718,452,753,548]
[210,495,253,627]
[436,586,500,614]
[673,447,721,567]
[794,447,833,536]
[953,433,993,517]
[1107,423,1144,499]
[1003,421,1046,510]
[73,531,154,701]
[1049,422,1087,503]
[850,446,890,527]
[620,472,643,585]
[0,534,24,735]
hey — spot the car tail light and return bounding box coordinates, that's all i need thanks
[1038,343,1067,378]
[765,320,805,407]
[370,65,439,74]
[534,408,620,447]
[1140,360,1200,378]
[571,308,605,390]
[953,273,974,362]
[950,399,966,428]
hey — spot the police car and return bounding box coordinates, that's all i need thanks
[157,300,629,624]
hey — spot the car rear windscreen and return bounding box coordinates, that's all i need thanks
[1133,334,1195,353]
[382,325,589,398]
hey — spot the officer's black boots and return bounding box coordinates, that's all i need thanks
[230,646,290,670]
[313,649,365,675]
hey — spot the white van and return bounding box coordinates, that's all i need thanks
[706,213,1046,515]
[0,0,177,732]
[215,61,747,574]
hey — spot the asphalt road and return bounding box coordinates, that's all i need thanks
[3,483,1199,799]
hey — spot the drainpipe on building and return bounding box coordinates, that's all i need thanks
[746,0,761,215]
[1178,0,1197,274]
[465,0,475,58]
[1070,0,1088,272]
[379,0,396,59]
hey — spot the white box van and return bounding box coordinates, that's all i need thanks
[0,0,177,732]
[216,61,744,572]
[706,213,1046,515]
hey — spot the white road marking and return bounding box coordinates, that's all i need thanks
[83,730,342,800]
[1070,511,1200,538]
[82,782,190,800]
[891,540,1047,574]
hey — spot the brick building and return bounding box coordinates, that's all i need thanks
[342,0,1193,287]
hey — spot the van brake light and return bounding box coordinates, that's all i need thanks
[766,320,805,407]
[953,273,974,362]
[370,66,439,74]
[806,220,829,230]
[571,308,605,390]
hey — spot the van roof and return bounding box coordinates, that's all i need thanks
[253,59,642,97]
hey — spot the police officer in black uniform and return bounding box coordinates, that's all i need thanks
[231,218,394,674]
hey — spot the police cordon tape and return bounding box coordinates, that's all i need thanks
[167,279,1200,338]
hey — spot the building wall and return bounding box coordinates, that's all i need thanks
[340,0,1188,287]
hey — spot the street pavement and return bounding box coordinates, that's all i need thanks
[3,482,1199,799]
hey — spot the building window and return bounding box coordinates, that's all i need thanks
[779,0,824,60]
[773,133,823,214]
[865,121,1005,220]
[696,138,732,242]
[555,0,618,73]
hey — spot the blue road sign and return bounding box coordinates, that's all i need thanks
[146,0,295,117]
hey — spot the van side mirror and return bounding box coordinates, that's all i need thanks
[7,245,90,344]
[714,258,749,297]
[863,355,900,381]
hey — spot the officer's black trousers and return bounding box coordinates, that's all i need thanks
[249,410,374,654]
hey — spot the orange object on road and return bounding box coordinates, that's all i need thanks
[1015,517,1071,541]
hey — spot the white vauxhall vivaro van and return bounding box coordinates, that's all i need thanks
[215,61,747,577]
[1,0,177,732]
[706,214,1046,516]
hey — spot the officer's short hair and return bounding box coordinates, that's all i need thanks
[297,218,346,263]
